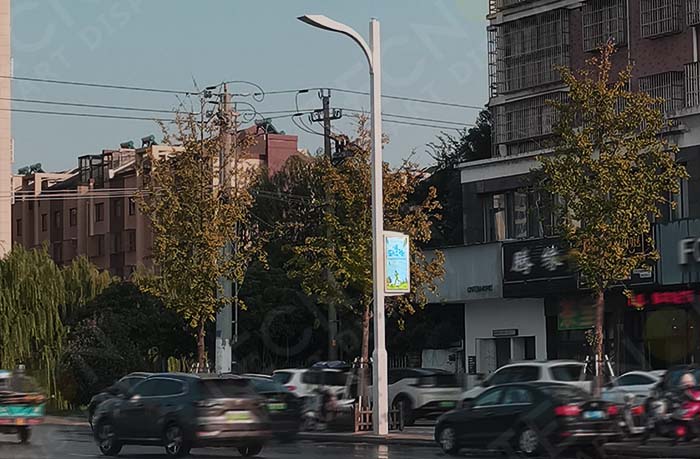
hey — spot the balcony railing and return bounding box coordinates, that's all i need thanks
[490,0,535,15]
[638,71,684,113]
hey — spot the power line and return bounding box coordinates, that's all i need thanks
[331,88,484,110]
[5,107,176,122]
[6,97,194,115]
[3,75,193,95]
[341,107,471,127]
[382,119,464,130]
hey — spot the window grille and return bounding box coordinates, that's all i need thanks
[641,0,683,38]
[688,0,700,25]
[493,92,567,148]
[686,61,700,107]
[582,0,628,51]
[638,71,684,113]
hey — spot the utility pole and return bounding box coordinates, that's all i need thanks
[311,89,342,361]
[215,84,234,374]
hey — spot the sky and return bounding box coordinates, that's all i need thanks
[11,0,488,172]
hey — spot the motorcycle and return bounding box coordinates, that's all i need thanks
[618,393,647,437]
[642,387,700,443]
[301,387,337,431]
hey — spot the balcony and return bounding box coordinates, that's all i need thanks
[685,62,700,107]
[638,71,684,114]
[688,0,700,25]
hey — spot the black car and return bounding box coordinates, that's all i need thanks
[92,373,271,457]
[87,372,152,430]
[244,375,303,440]
[435,383,622,456]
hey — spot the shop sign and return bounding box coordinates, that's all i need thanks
[467,355,477,375]
[679,238,700,265]
[492,328,518,337]
[628,290,696,309]
[466,284,493,294]
[558,296,595,330]
[503,238,577,297]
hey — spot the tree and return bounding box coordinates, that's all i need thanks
[58,282,195,405]
[285,116,445,396]
[62,255,114,324]
[427,109,491,170]
[537,43,688,394]
[137,112,264,368]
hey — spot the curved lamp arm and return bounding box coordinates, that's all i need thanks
[297,15,374,72]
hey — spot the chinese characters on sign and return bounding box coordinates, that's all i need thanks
[511,248,534,275]
[628,290,696,309]
[540,246,564,272]
[384,232,410,295]
[510,245,563,275]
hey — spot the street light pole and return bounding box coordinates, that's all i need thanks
[297,15,388,436]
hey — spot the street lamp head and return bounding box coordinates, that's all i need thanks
[297,14,373,70]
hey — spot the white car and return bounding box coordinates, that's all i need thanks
[387,368,462,426]
[272,368,348,399]
[601,370,665,405]
[460,360,591,403]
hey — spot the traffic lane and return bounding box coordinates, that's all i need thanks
[0,424,448,459]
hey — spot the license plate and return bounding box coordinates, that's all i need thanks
[439,401,456,408]
[583,411,605,420]
[225,411,252,423]
[267,402,287,411]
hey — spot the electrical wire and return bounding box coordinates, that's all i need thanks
[4,107,176,122]
[330,87,484,110]
[341,107,472,127]
[5,97,195,115]
[3,75,194,95]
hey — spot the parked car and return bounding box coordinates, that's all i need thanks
[388,368,462,426]
[272,368,349,400]
[460,360,591,403]
[92,373,271,457]
[601,370,665,405]
[87,372,152,430]
[435,383,622,456]
[243,374,302,441]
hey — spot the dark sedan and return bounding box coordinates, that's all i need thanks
[92,373,271,457]
[245,375,303,441]
[435,383,622,456]
[87,372,152,430]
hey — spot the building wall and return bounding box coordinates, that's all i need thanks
[0,0,10,256]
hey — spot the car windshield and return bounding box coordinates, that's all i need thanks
[550,364,584,382]
[539,385,590,402]
[0,374,40,393]
[667,368,700,388]
[250,378,287,393]
[272,372,292,384]
[199,379,255,399]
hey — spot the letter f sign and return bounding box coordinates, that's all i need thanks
[679,238,698,265]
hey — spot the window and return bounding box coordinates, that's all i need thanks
[495,9,570,93]
[127,230,136,252]
[691,0,700,25]
[53,211,62,230]
[41,214,47,232]
[474,388,504,408]
[272,372,292,385]
[130,379,160,397]
[116,376,146,393]
[95,203,104,222]
[511,366,540,382]
[128,197,136,216]
[617,374,655,386]
[97,235,105,256]
[582,0,627,51]
[484,190,547,242]
[112,233,122,254]
[490,368,516,385]
[670,175,689,221]
[494,92,566,148]
[199,379,255,399]
[503,387,533,404]
[388,369,409,385]
[485,193,507,242]
[114,199,122,218]
[639,71,684,114]
[512,191,528,239]
[551,364,585,382]
[15,219,21,236]
[147,378,185,397]
[640,0,682,38]
[69,208,77,227]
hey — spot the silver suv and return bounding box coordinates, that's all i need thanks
[460,360,591,404]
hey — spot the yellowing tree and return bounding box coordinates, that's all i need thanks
[538,43,688,393]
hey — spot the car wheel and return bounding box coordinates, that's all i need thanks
[238,444,263,457]
[518,427,541,456]
[96,420,122,456]
[163,423,190,457]
[17,426,30,444]
[438,426,460,456]
[393,396,414,427]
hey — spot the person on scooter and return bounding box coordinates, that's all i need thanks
[678,373,700,402]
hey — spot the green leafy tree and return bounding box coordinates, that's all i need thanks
[137,113,263,368]
[62,255,114,324]
[537,43,688,393]
[427,109,491,170]
[285,116,445,395]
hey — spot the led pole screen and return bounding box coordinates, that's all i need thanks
[384,231,410,295]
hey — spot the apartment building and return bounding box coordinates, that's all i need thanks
[430,0,700,381]
[12,124,300,278]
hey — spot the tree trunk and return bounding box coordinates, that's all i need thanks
[593,290,605,397]
[358,300,371,406]
[197,320,206,372]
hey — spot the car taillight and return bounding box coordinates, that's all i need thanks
[631,405,645,416]
[286,385,296,392]
[555,405,581,417]
[607,405,619,416]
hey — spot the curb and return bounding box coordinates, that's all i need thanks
[298,432,434,447]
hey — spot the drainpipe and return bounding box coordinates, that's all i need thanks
[694,26,698,62]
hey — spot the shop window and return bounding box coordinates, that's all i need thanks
[582,0,628,51]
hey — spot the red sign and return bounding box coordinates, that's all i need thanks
[628,290,696,309]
